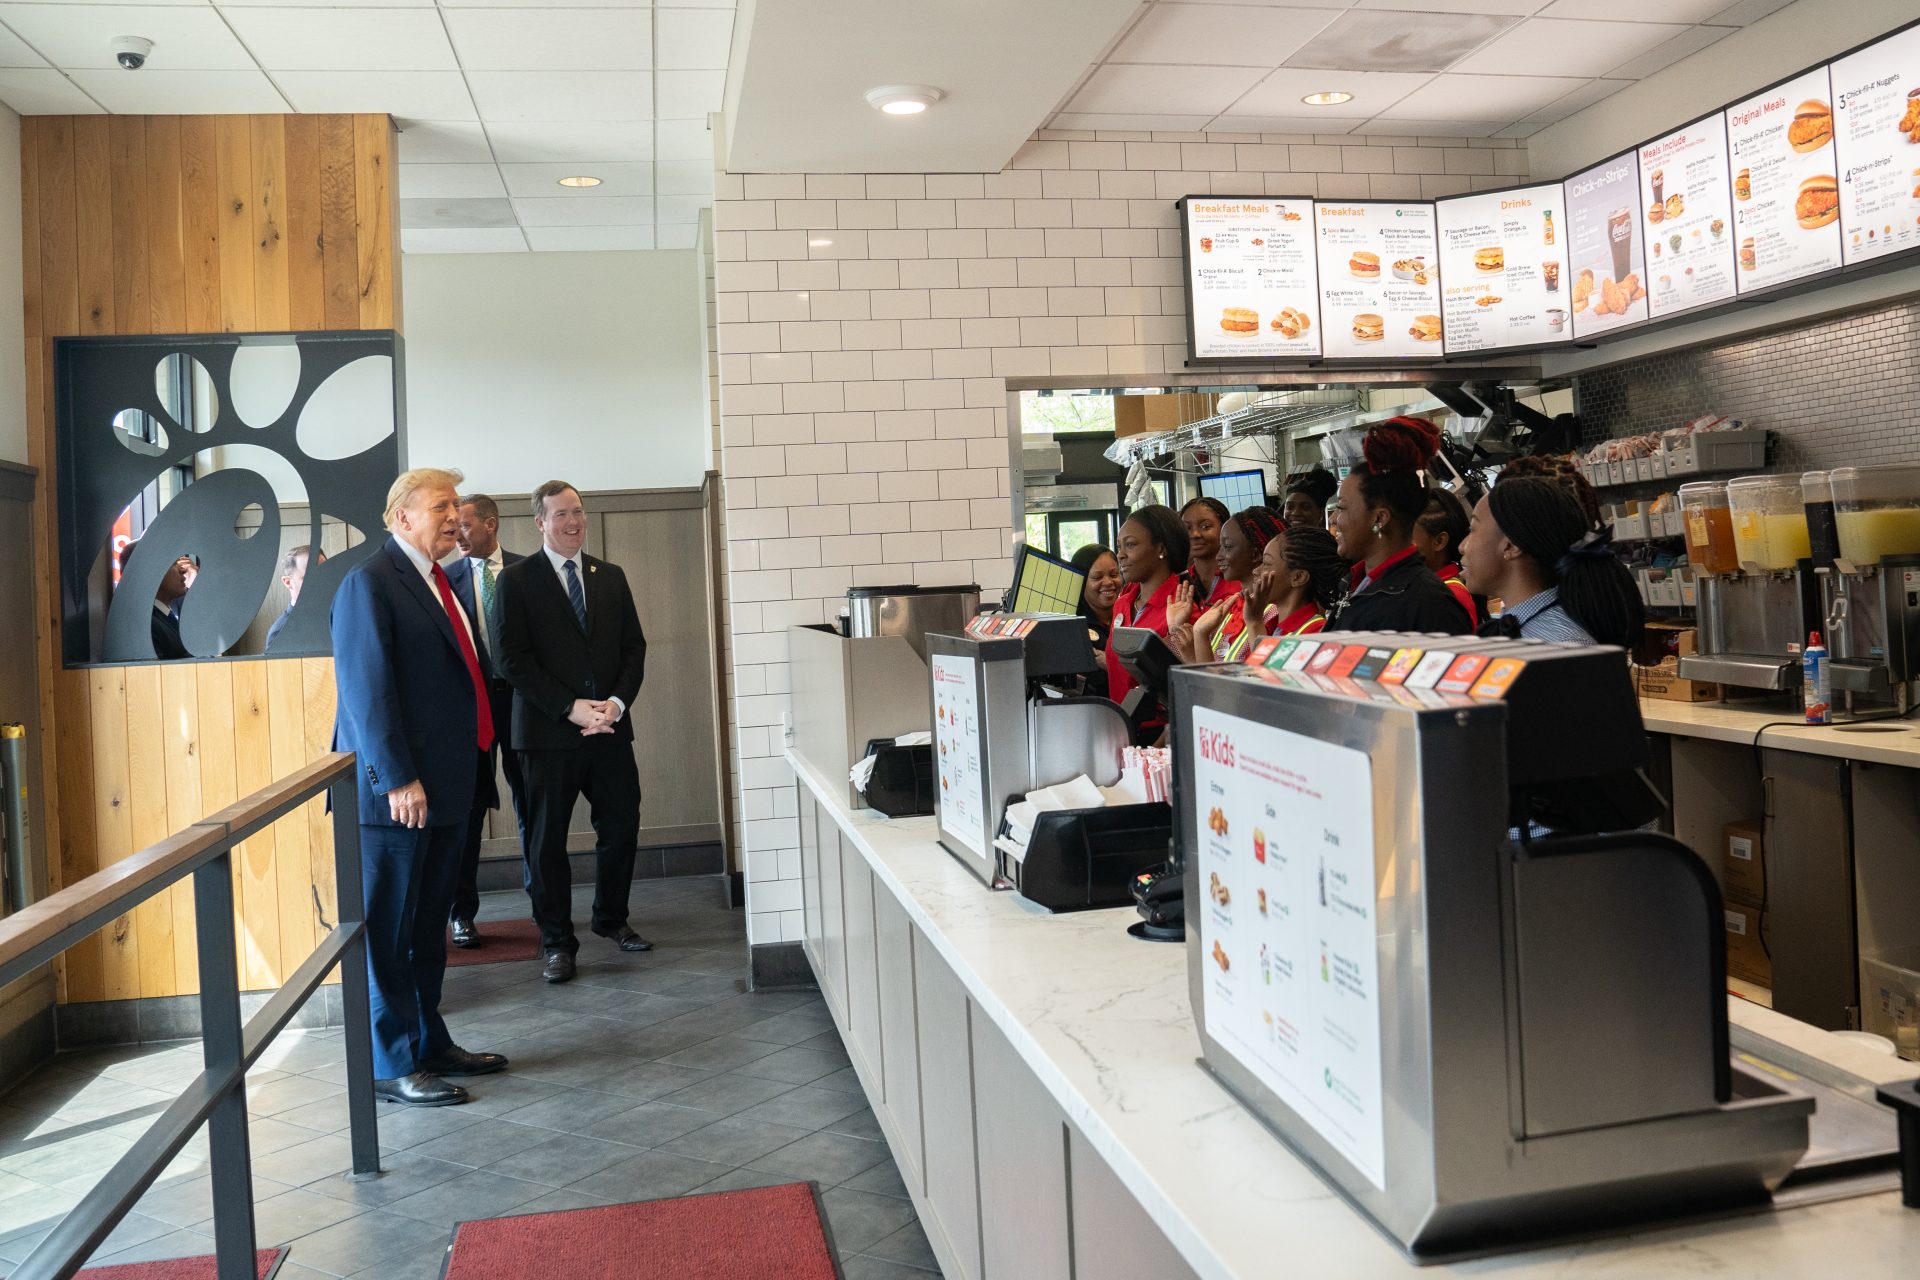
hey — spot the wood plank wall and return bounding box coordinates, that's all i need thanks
[22,114,400,1003]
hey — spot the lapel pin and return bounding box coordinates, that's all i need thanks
[589,564,597,573]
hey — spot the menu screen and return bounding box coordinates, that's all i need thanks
[1832,23,1920,266]
[1564,150,1648,339]
[1638,114,1740,317]
[1182,197,1322,360]
[931,654,985,858]
[1312,201,1444,358]
[1192,705,1386,1189]
[1728,67,1843,292]
[1435,184,1573,354]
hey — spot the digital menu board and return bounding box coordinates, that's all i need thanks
[1638,114,1740,318]
[1564,151,1648,339]
[1312,201,1444,358]
[1435,184,1572,355]
[1182,196,1322,360]
[1728,67,1843,293]
[1832,22,1920,266]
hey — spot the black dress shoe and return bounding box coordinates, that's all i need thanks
[450,919,478,948]
[543,950,576,984]
[416,1045,509,1077]
[373,1072,468,1107]
[593,925,653,953]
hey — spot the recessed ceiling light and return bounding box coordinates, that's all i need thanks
[1302,91,1354,107]
[865,85,945,116]
[557,175,602,188]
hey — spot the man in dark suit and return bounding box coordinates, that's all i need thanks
[331,467,509,1106]
[265,544,321,652]
[443,493,527,947]
[496,480,650,984]
[122,540,193,659]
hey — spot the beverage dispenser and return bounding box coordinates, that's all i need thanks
[1683,474,1820,691]
[1824,463,1920,711]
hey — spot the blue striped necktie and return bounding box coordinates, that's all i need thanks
[563,559,587,631]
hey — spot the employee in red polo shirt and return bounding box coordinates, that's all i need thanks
[1412,487,1481,628]
[1326,417,1472,635]
[1105,505,1189,721]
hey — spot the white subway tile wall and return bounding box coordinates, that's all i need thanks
[717,130,1530,946]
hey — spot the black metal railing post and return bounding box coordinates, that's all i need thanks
[192,846,258,1280]
[330,779,381,1179]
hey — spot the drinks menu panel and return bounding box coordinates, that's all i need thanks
[1312,201,1444,358]
[1564,150,1649,339]
[1728,67,1843,292]
[1638,114,1740,318]
[1435,184,1574,354]
[1183,197,1322,360]
[1832,22,1920,266]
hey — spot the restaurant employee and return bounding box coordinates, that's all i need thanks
[1413,488,1480,627]
[1072,543,1121,699]
[1327,417,1472,635]
[1460,477,1646,648]
[1181,506,1283,663]
[1179,497,1232,606]
[1105,505,1189,722]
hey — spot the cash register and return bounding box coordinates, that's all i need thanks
[1170,630,1815,1261]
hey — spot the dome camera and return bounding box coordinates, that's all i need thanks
[111,36,152,71]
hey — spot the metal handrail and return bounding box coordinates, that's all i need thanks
[0,750,379,1280]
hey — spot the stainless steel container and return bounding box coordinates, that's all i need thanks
[845,585,980,663]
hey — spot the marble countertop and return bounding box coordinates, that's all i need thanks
[788,748,1920,1279]
[1640,698,1920,767]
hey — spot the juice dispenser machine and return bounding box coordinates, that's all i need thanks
[1683,474,1819,691]
[1823,463,1920,712]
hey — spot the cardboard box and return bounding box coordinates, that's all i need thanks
[1724,901,1772,988]
[1633,622,1719,703]
[1113,393,1219,439]
[1721,818,1765,906]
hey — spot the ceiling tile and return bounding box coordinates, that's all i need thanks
[1283,9,1519,73]
[1351,0,1540,12]
[655,69,725,118]
[511,195,654,226]
[1604,24,1734,81]
[224,6,457,71]
[224,1,438,8]
[468,70,652,122]
[653,158,712,195]
[70,68,287,113]
[654,193,708,223]
[1211,113,1360,135]
[1492,120,1551,139]
[655,7,734,70]
[1109,5,1340,68]
[1705,0,1794,22]
[1518,76,1631,124]
[1047,111,1218,132]
[524,226,657,251]
[1540,0,1744,19]
[1451,17,1692,78]
[402,228,528,254]
[500,161,653,197]
[398,163,507,199]
[394,119,493,164]
[1226,67,1431,119]
[0,3,255,70]
[0,68,101,114]
[276,70,476,119]
[0,24,43,67]
[442,8,651,72]
[438,0,664,7]
[487,120,653,163]
[1067,63,1265,117]
[1350,116,1505,138]
[654,223,700,250]
[401,196,517,228]
[1373,72,1590,123]
[654,117,714,162]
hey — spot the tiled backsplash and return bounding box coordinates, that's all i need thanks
[1574,298,1920,471]
[715,129,1532,947]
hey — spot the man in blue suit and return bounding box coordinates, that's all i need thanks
[331,467,509,1107]
[443,493,527,946]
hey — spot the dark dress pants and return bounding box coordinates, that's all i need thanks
[518,735,641,954]
[360,816,465,1079]
[450,692,527,924]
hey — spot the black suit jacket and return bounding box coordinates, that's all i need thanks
[152,606,188,660]
[443,549,526,679]
[496,549,647,751]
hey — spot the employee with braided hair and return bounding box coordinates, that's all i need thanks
[1182,506,1285,662]
[1459,476,1646,648]
[1326,416,1473,635]
[1413,487,1480,627]
[1258,526,1347,638]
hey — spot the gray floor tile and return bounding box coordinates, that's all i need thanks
[492,1049,630,1090]
[441,1071,562,1118]
[653,1071,796,1118]
[405,1119,552,1170]
[574,1060,713,1103]
[198,1186,367,1245]
[252,1135,363,1188]
[819,1186,921,1255]
[733,1085,869,1132]
[826,1106,887,1142]
[686,1166,812,1196]
[843,1255,941,1280]
[593,1101,719,1149]
[487,1132,642,1187]
[735,1045,851,1086]
[862,1219,942,1272]
[279,1207,450,1276]
[508,1186,614,1216]
[658,1115,813,1168]
[346,1239,451,1280]
[750,1131,891,1185]
[85,1225,217,1268]
[381,1168,551,1228]
[842,1156,912,1200]
[568,1149,734,1202]
[655,1034,784,1073]
[812,1066,868,1096]
[246,1076,346,1119]
[492,1086,637,1135]
[305,1152,471,1210]
[359,1106,480,1153]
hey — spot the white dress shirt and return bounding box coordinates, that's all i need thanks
[397,537,477,652]
[542,543,624,720]
[468,548,504,652]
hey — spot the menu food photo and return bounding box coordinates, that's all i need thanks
[1832,21,1920,265]
[1312,201,1444,358]
[1435,184,1573,354]
[1728,67,1843,292]
[931,654,986,858]
[1565,151,1649,339]
[1638,115,1740,318]
[1183,197,1322,360]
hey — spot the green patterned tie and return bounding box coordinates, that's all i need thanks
[480,558,497,614]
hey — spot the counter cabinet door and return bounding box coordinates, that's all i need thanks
[799,790,824,962]
[875,890,925,1191]
[841,845,885,1088]
[916,927,983,1280]
[1067,1127,1203,1280]
[972,1002,1071,1280]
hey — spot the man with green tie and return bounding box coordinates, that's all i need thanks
[444,493,526,947]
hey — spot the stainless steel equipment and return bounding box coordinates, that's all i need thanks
[1822,554,1920,712]
[1171,632,1811,1261]
[845,584,980,663]
[1683,569,1818,690]
[789,624,934,809]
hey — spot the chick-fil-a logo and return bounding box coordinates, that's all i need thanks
[1199,727,1237,768]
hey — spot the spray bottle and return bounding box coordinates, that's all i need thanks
[1803,631,1830,725]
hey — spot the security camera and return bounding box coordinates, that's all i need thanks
[110,36,152,71]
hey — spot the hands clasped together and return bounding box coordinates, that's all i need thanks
[569,697,621,737]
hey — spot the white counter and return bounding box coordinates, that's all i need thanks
[1640,697,1920,767]
[788,747,1920,1279]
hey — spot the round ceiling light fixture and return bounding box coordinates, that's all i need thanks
[557,175,603,188]
[865,85,945,116]
[1301,90,1354,107]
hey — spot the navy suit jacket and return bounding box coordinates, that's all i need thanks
[330,536,483,829]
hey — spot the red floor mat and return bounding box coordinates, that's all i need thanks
[444,918,543,967]
[6,1246,286,1280]
[443,1183,838,1280]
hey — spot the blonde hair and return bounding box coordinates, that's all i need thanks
[384,467,464,529]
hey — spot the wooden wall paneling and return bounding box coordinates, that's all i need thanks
[194,662,257,990]
[282,117,325,333]
[107,117,150,337]
[159,663,204,995]
[249,117,290,332]
[49,672,98,1001]
[72,118,113,335]
[228,662,281,991]
[316,116,358,331]
[212,116,255,332]
[35,118,79,338]
[352,115,395,331]
[177,117,222,333]
[301,657,339,930]
[86,668,137,1000]
[142,117,186,334]
[266,659,316,964]
[123,665,177,997]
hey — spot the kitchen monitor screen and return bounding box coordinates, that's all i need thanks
[1200,469,1268,512]
[1009,545,1087,617]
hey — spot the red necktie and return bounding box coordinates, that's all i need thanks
[431,563,494,752]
